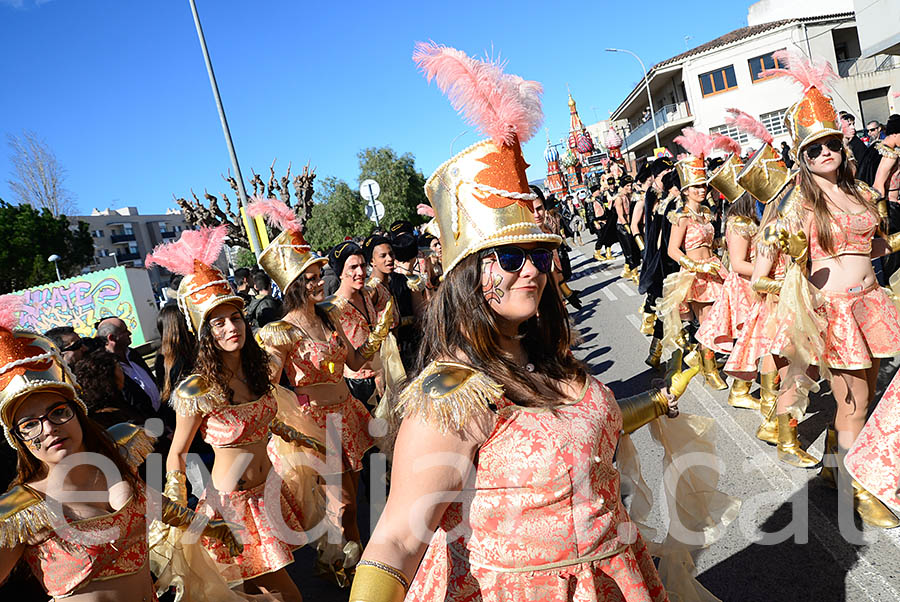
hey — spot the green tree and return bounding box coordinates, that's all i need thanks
[304,146,430,251]
[0,200,95,293]
[234,248,257,269]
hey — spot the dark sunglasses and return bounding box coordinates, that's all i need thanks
[15,402,75,441]
[482,246,554,274]
[59,338,84,354]
[805,138,843,160]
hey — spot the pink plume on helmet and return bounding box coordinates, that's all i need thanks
[761,50,837,94]
[416,203,435,217]
[710,134,742,156]
[246,195,302,233]
[145,225,228,276]
[673,127,715,158]
[413,41,543,147]
[725,108,774,146]
[0,295,24,332]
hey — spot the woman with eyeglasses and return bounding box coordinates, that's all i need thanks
[346,43,701,602]
[147,227,322,601]
[249,199,394,586]
[759,53,900,528]
[0,305,242,601]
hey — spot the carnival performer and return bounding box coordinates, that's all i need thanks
[532,186,582,310]
[388,231,428,370]
[630,165,651,261]
[0,297,242,602]
[719,108,794,446]
[248,198,395,584]
[637,158,677,368]
[696,140,762,408]
[345,40,710,602]
[592,182,618,262]
[146,226,323,601]
[762,51,899,527]
[615,175,641,284]
[659,128,729,390]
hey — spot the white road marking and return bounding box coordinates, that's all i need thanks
[601,287,618,302]
[626,314,643,332]
[616,282,637,296]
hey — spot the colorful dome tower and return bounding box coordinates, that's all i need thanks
[543,130,567,197]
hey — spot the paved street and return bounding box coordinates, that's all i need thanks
[289,236,900,602]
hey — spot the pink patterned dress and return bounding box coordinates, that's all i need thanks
[405,377,668,602]
[333,291,378,380]
[846,371,900,514]
[696,216,757,353]
[671,208,725,304]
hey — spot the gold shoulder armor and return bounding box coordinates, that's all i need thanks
[315,294,345,318]
[107,423,156,469]
[256,320,301,350]
[396,361,503,432]
[667,207,688,226]
[855,180,883,201]
[775,183,806,233]
[406,273,427,293]
[0,486,53,548]
[170,374,222,417]
[727,215,758,239]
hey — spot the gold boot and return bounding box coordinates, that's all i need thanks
[645,337,663,370]
[755,372,779,445]
[629,268,640,285]
[819,427,838,488]
[640,312,656,335]
[594,249,604,261]
[776,414,820,468]
[727,379,760,410]
[621,266,632,279]
[700,347,728,390]
[853,484,900,529]
[604,248,614,261]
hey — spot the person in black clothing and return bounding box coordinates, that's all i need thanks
[71,349,147,427]
[387,232,424,371]
[246,271,282,329]
[780,141,794,169]
[637,159,678,369]
[840,111,868,166]
[232,267,254,305]
[592,179,619,261]
[44,326,86,367]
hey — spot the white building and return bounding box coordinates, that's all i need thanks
[610,1,900,162]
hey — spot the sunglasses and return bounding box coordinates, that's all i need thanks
[805,138,843,160]
[482,246,554,274]
[867,128,879,132]
[15,402,75,441]
[60,338,84,354]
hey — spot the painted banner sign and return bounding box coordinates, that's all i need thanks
[15,266,148,346]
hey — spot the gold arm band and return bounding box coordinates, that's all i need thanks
[877,199,888,220]
[359,297,395,359]
[678,255,698,272]
[349,562,409,602]
[634,234,645,251]
[160,499,243,557]
[752,277,782,295]
[887,232,900,253]
[164,470,187,506]
[617,389,668,434]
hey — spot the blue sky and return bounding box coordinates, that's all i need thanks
[0,0,750,215]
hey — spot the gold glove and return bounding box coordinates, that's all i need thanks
[669,364,700,399]
[877,199,888,220]
[752,276,782,295]
[160,498,243,557]
[349,561,409,602]
[617,389,670,434]
[270,416,327,454]
[359,297,395,359]
[776,227,808,264]
[695,260,720,275]
[886,232,900,253]
[678,255,699,272]
[634,234,645,251]
[164,470,187,506]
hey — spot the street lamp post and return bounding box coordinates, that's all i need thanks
[48,254,61,281]
[606,48,660,150]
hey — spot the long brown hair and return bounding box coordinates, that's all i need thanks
[725,192,759,225]
[414,253,587,408]
[156,305,196,402]
[10,400,142,492]
[797,138,879,256]
[194,309,271,404]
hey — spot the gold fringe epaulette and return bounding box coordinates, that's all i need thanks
[726,215,758,239]
[406,273,427,293]
[396,361,503,433]
[169,374,224,417]
[256,320,302,350]
[316,294,346,320]
[775,184,806,235]
[876,142,900,160]
[855,179,883,202]
[0,486,55,548]
[107,423,157,469]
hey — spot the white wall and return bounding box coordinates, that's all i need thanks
[748,0,853,26]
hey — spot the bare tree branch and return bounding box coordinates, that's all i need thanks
[6,130,77,216]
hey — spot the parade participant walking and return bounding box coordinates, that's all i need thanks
[0,298,242,601]
[659,129,728,390]
[348,41,703,602]
[614,175,641,284]
[249,198,394,584]
[532,186,582,310]
[762,52,900,527]
[146,226,321,600]
[592,181,618,262]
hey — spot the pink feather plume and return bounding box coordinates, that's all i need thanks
[0,294,25,331]
[725,108,774,145]
[760,50,837,93]
[145,225,227,275]
[416,203,435,217]
[246,195,302,233]
[413,41,543,146]
[673,128,715,158]
[710,134,742,156]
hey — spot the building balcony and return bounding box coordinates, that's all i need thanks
[110,232,136,244]
[116,251,140,262]
[624,102,693,152]
[837,54,900,77]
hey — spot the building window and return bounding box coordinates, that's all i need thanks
[748,50,786,82]
[759,108,788,136]
[699,65,737,97]
[709,123,749,145]
[92,229,104,238]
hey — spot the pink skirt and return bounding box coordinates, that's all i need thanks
[724,294,778,380]
[846,371,900,514]
[770,284,900,369]
[300,394,374,473]
[696,272,754,353]
[197,480,307,581]
[685,258,725,304]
